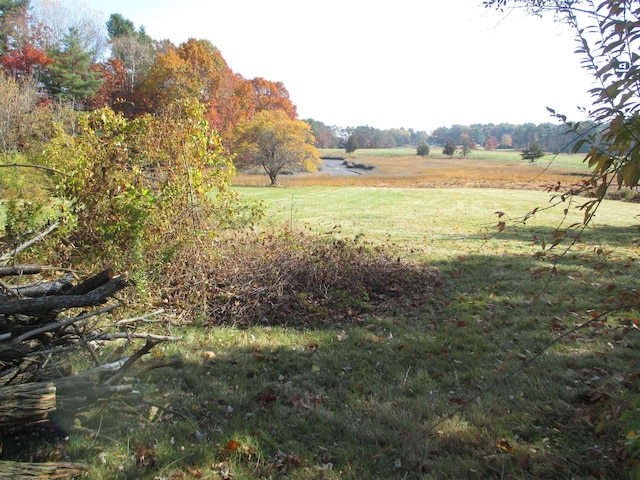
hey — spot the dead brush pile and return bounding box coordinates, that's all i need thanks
[160,228,439,327]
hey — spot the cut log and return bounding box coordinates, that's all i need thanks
[0,276,127,315]
[0,382,56,428]
[65,268,114,296]
[0,460,88,479]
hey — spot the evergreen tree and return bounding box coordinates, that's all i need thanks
[345,134,359,154]
[416,141,430,157]
[44,27,103,107]
[520,142,545,162]
[442,139,456,157]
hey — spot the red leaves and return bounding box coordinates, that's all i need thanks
[448,397,466,406]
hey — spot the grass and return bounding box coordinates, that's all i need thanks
[234,149,590,189]
[4,155,640,479]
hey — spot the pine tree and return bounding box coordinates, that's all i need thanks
[44,27,103,107]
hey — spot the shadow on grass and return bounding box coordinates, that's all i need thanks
[30,237,635,479]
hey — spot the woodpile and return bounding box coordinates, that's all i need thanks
[0,227,182,478]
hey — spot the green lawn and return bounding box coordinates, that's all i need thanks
[10,185,640,479]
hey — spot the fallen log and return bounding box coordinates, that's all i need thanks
[0,265,43,277]
[2,273,75,299]
[0,382,56,428]
[0,460,88,479]
[0,276,127,315]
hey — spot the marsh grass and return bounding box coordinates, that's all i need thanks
[22,182,637,480]
[234,149,589,190]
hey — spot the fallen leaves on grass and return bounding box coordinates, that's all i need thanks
[496,438,516,454]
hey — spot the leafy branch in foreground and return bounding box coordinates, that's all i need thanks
[486,0,640,475]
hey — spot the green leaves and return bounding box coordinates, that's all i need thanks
[43,100,239,272]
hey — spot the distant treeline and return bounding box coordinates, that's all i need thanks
[304,119,429,150]
[305,118,598,154]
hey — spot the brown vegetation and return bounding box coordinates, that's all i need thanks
[234,155,587,190]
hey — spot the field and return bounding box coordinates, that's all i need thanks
[6,149,640,479]
[234,148,591,190]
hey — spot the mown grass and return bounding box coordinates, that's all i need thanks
[11,181,637,479]
[320,147,589,170]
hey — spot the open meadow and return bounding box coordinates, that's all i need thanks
[5,149,640,479]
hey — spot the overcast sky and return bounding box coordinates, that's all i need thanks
[79,0,596,132]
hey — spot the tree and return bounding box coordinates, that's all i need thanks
[442,139,456,157]
[460,133,474,157]
[0,41,51,78]
[416,141,430,157]
[30,0,107,62]
[140,39,237,125]
[106,14,154,95]
[0,0,29,55]
[234,109,322,185]
[43,27,103,106]
[484,136,498,150]
[345,134,359,154]
[0,71,37,151]
[520,142,545,162]
[106,13,135,39]
[247,77,297,119]
[499,133,512,148]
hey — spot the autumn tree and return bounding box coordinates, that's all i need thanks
[460,133,474,157]
[247,77,297,118]
[107,13,154,95]
[484,136,498,150]
[140,38,238,127]
[499,133,513,148]
[84,57,126,110]
[234,109,321,185]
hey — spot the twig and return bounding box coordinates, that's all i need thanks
[0,162,70,177]
[13,303,121,343]
[103,338,159,386]
[114,309,165,326]
[91,332,182,342]
[0,221,60,264]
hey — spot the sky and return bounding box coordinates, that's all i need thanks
[77,0,596,133]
